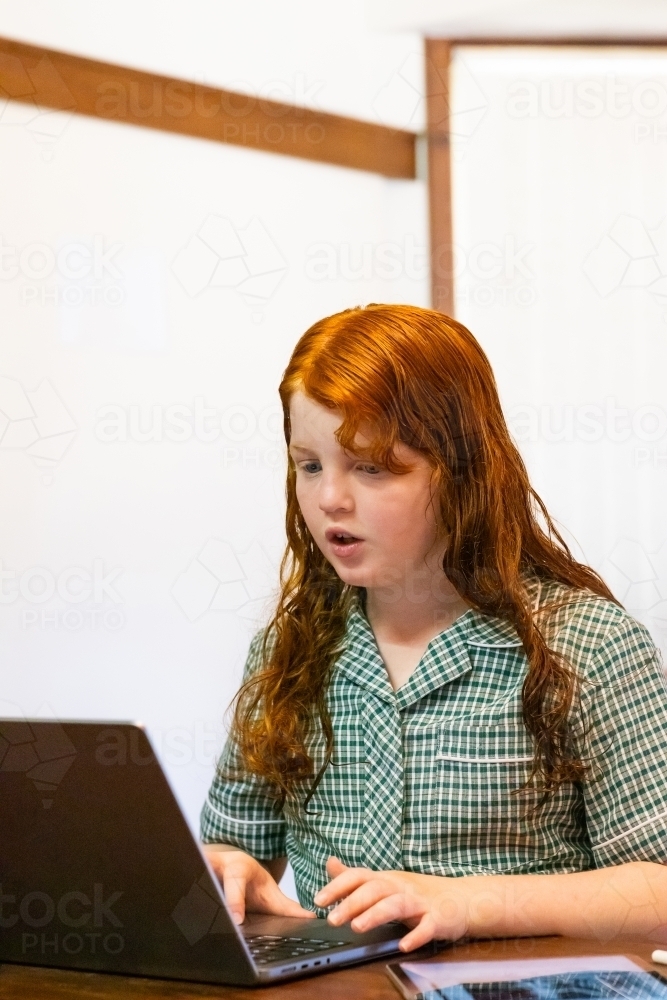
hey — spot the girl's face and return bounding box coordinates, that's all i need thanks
[288,390,445,592]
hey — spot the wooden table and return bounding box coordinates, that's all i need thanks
[0,936,663,1000]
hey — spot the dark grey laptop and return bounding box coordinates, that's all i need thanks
[0,719,406,985]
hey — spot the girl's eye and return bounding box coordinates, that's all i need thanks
[360,464,381,475]
[301,461,321,474]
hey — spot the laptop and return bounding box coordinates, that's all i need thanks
[0,719,407,985]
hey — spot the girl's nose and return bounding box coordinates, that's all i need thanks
[318,469,353,514]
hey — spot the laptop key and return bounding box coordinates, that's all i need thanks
[246,935,349,965]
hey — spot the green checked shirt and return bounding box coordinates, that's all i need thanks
[201,579,667,914]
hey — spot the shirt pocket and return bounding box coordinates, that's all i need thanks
[432,721,554,873]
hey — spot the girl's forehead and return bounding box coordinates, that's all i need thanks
[288,389,371,431]
[289,392,378,446]
[288,401,428,471]
[289,392,343,434]
[287,390,431,469]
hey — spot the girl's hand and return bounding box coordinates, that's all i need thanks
[203,845,315,925]
[313,857,468,951]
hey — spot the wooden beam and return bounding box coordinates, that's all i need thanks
[425,39,454,317]
[0,35,416,179]
[443,37,667,46]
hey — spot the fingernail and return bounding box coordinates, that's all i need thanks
[233,913,243,925]
[313,893,324,905]
[328,911,341,926]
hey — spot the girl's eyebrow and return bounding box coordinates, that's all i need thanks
[288,443,314,453]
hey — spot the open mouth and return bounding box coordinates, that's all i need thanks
[332,533,359,545]
[326,529,363,547]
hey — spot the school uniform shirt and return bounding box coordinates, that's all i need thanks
[200,578,667,914]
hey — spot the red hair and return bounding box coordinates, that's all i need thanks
[227,304,617,801]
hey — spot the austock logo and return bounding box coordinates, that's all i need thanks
[0,376,77,485]
[0,882,124,957]
[0,53,76,159]
[0,560,125,633]
[372,52,488,161]
[171,538,277,623]
[171,215,287,310]
[171,873,228,945]
[0,719,76,808]
[602,538,667,648]
[584,214,667,304]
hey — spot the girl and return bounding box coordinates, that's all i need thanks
[202,304,667,951]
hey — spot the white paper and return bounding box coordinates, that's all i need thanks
[400,954,645,993]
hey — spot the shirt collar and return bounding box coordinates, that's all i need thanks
[466,614,523,648]
[335,600,396,705]
[396,608,477,709]
[335,590,524,708]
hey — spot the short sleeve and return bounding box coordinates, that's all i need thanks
[581,614,667,866]
[200,630,287,860]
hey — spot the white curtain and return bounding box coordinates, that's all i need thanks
[451,45,667,660]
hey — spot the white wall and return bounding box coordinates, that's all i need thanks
[0,1,428,892]
[4,3,667,899]
[451,45,667,660]
[0,0,425,129]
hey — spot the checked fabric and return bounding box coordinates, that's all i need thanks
[201,580,667,914]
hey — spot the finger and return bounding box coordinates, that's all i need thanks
[222,867,248,925]
[328,881,395,926]
[277,895,316,919]
[326,857,349,877]
[314,867,376,907]
[205,852,225,883]
[205,848,242,885]
[252,878,315,919]
[399,913,437,952]
[349,891,421,933]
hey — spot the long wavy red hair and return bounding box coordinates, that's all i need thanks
[227,304,617,802]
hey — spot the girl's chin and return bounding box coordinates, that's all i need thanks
[328,562,371,585]
[329,565,385,590]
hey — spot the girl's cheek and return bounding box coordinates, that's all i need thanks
[295,483,314,514]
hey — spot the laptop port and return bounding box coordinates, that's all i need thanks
[282,966,296,973]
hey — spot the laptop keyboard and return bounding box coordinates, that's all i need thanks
[246,934,348,966]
